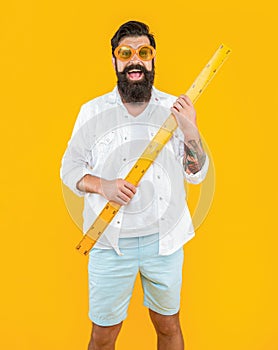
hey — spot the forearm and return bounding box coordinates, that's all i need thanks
[183,129,206,174]
[76,174,101,194]
[170,94,207,175]
[76,175,137,205]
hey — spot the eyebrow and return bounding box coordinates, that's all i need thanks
[120,43,150,49]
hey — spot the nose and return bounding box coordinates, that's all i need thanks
[129,52,141,63]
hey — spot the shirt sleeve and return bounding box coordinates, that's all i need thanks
[60,104,95,197]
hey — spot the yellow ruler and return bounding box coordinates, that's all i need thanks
[76,43,231,255]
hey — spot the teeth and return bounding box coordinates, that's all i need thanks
[128,69,141,73]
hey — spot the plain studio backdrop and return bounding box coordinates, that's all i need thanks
[0,1,277,349]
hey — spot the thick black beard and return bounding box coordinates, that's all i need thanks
[116,63,155,103]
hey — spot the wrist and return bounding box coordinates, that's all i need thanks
[182,127,200,143]
[77,175,102,194]
[91,175,102,194]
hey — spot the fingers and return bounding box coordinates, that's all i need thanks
[116,179,137,205]
[178,94,193,106]
[121,186,135,199]
[99,178,137,205]
[116,193,132,205]
[172,94,193,112]
[182,94,193,106]
[123,181,137,194]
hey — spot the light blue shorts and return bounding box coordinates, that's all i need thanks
[88,233,184,326]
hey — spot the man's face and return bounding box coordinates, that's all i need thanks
[114,35,153,77]
[113,35,155,103]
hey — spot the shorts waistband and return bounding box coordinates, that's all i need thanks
[118,232,159,249]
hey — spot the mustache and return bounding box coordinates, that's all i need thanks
[121,64,149,75]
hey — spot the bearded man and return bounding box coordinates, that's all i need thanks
[61,20,209,350]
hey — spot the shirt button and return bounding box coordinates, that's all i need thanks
[159,197,163,200]
[123,158,126,162]
[157,175,161,179]
[117,221,120,224]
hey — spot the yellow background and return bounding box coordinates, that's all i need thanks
[1,0,277,349]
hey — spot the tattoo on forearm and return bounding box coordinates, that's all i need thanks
[183,139,206,174]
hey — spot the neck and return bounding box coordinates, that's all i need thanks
[123,101,149,117]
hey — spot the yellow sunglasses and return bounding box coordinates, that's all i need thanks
[114,45,156,61]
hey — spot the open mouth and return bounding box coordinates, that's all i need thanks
[127,69,144,81]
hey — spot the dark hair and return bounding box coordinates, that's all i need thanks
[111,21,156,57]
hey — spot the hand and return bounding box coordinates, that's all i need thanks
[170,95,199,138]
[99,178,137,206]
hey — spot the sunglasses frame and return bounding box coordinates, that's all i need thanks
[114,44,156,62]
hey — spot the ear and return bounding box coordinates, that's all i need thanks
[112,57,116,70]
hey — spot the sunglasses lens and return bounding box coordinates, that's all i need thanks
[117,47,132,60]
[139,46,154,60]
[115,45,155,61]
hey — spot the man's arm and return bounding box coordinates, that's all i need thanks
[171,94,207,175]
[60,103,137,205]
[77,174,137,206]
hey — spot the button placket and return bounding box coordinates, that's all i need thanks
[118,124,131,172]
